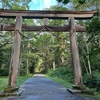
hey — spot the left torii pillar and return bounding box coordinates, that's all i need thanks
[4,16,22,92]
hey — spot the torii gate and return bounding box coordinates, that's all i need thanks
[0,10,96,92]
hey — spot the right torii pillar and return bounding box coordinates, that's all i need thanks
[68,17,85,89]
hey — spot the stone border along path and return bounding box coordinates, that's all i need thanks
[1,74,95,100]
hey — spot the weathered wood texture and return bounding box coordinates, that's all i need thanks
[69,17,83,86]
[0,24,86,32]
[8,16,22,87]
[0,9,96,19]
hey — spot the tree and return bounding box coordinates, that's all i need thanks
[0,0,30,10]
[57,0,100,12]
[86,17,100,71]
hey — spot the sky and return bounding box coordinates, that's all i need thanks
[29,0,57,10]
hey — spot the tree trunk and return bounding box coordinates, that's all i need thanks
[26,48,29,74]
[26,56,29,74]
[8,16,22,88]
[84,58,89,74]
[53,60,56,71]
[87,55,91,74]
[68,17,83,86]
[61,52,64,65]
[61,40,65,66]
[85,39,91,75]
[83,34,91,74]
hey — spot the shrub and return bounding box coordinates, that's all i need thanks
[47,67,73,83]
[0,69,9,76]
[19,67,26,75]
[28,73,33,77]
[83,71,100,91]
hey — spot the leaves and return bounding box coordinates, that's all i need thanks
[57,0,63,2]
[86,18,100,35]
[78,0,86,4]
[0,0,30,10]
[57,0,70,4]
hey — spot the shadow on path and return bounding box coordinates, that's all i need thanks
[2,74,94,100]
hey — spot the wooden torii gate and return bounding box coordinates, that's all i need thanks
[0,10,96,92]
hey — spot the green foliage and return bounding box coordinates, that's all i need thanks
[0,75,30,92]
[28,73,33,77]
[0,77,8,92]
[57,0,100,11]
[57,0,86,5]
[86,18,100,70]
[0,69,9,76]
[19,66,26,75]
[78,0,86,4]
[83,71,100,91]
[0,0,30,10]
[57,0,70,4]
[91,54,100,71]
[0,45,12,76]
[63,0,70,4]
[17,75,30,86]
[0,0,31,77]
[50,5,68,11]
[86,18,100,38]
[47,67,73,83]
[57,0,62,2]
[47,75,73,88]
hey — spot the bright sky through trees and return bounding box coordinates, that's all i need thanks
[29,0,57,10]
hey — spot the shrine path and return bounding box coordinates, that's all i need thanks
[4,74,94,100]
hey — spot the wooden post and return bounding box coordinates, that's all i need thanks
[43,18,48,25]
[68,17,84,88]
[5,16,22,92]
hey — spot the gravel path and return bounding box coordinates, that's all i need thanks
[2,74,94,100]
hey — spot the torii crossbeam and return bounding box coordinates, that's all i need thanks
[0,9,96,19]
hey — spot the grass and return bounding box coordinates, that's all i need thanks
[46,75,73,88]
[17,75,30,86]
[0,77,8,92]
[46,75,100,100]
[0,75,30,92]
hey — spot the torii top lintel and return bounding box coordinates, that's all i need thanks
[0,9,96,19]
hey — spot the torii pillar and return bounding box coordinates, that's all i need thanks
[68,17,85,89]
[4,16,22,92]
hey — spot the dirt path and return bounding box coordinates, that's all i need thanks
[1,74,94,100]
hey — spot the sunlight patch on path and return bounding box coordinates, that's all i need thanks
[34,74,45,77]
